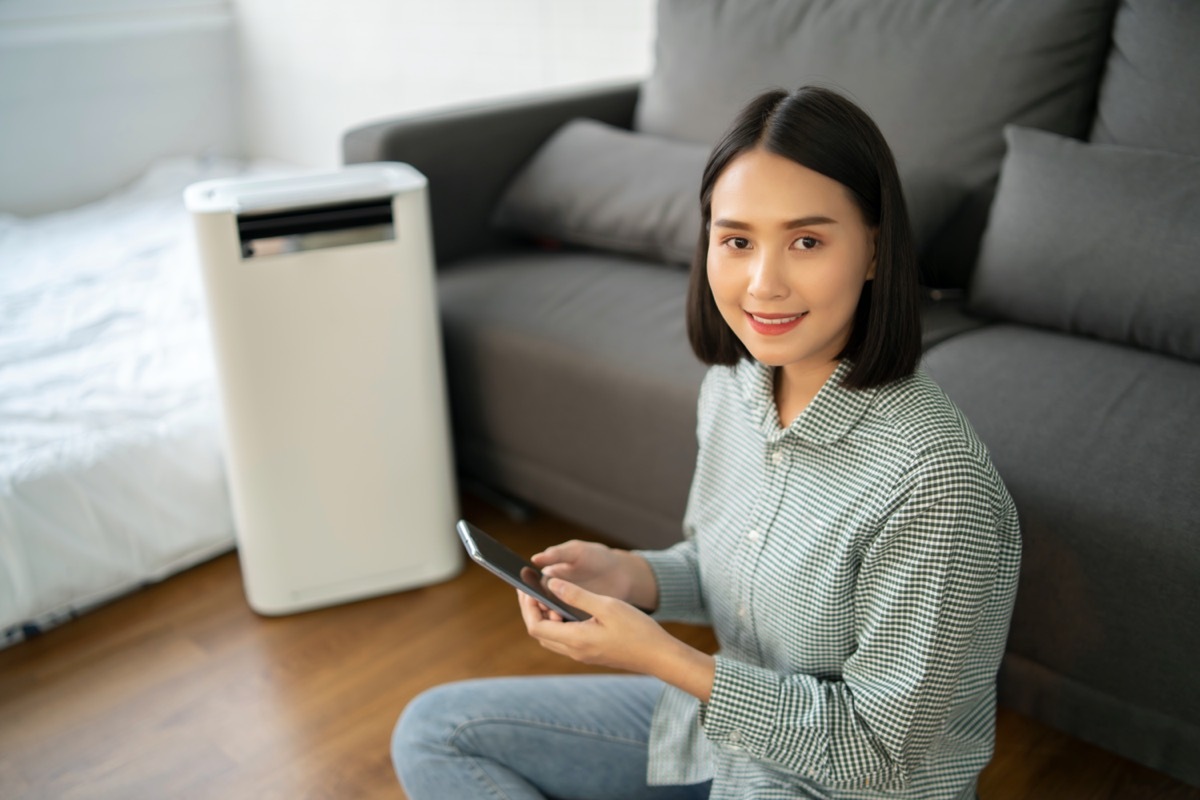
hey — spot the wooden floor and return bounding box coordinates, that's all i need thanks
[1,493,1197,800]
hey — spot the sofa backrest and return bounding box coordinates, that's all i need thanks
[635,0,1118,287]
[1089,0,1200,157]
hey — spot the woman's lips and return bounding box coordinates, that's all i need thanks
[745,311,807,336]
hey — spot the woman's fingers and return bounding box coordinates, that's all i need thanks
[531,539,588,567]
[517,589,549,628]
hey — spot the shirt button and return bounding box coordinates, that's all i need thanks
[747,529,761,542]
[771,450,784,465]
[729,729,742,745]
[737,604,747,618]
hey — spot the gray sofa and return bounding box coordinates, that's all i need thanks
[344,0,1200,787]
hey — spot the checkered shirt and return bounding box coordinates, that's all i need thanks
[636,359,1020,799]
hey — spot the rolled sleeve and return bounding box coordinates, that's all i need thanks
[634,539,709,624]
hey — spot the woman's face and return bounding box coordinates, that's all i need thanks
[707,147,876,378]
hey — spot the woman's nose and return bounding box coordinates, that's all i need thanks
[747,251,788,300]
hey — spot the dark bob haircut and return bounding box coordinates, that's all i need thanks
[686,85,922,390]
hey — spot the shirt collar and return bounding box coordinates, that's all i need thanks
[736,359,879,445]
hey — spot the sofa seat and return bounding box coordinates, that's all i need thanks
[924,324,1200,771]
[439,250,707,549]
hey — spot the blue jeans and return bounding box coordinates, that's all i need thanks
[392,674,712,800]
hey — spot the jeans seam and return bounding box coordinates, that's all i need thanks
[462,754,516,800]
[450,715,649,750]
[442,719,529,800]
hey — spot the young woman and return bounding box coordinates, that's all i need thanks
[392,86,1020,800]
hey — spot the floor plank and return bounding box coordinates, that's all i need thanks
[1,493,1195,799]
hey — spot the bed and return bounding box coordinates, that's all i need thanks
[0,157,291,646]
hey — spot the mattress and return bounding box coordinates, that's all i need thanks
[0,157,293,645]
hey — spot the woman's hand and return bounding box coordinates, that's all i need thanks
[517,578,715,702]
[532,540,658,610]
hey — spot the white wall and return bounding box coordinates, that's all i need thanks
[233,0,656,169]
[0,0,656,214]
[0,0,242,215]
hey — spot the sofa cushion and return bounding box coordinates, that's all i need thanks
[438,250,708,549]
[1090,0,1200,156]
[969,126,1200,362]
[923,325,1200,779]
[492,119,708,266]
[638,0,1114,186]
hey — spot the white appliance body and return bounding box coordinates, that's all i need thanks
[186,163,461,614]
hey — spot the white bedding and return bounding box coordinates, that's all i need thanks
[0,157,293,644]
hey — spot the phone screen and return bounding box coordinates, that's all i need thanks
[456,520,591,621]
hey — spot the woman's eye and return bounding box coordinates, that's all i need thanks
[794,236,819,251]
[724,237,751,250]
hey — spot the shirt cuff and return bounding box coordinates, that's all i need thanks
[699,655,826,769]
[699,655,767,745]
[634,544,706,623]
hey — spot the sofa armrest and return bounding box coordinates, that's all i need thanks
[342,81,641,265]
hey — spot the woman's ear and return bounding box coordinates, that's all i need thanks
[865,228,879,281]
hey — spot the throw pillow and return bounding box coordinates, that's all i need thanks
[492,119,708,266]
[969,126,1200,362]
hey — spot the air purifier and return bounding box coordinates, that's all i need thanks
[185,162,461,614]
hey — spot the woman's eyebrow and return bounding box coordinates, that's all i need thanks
[712,216,838,230]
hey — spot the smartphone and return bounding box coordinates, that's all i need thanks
[456,520,591,622]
